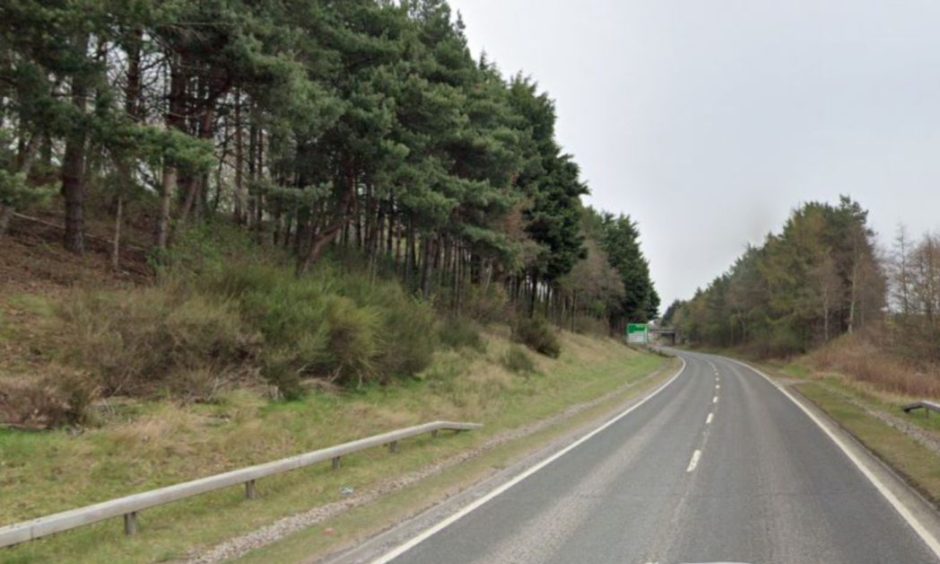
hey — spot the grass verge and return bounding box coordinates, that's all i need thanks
[754,359,940,504]
[0,333,666,563]
[237,357,678,563]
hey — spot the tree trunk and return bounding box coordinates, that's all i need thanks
[111,196,123,270]
[528,272,539,318]
[233,90,246,224]
[113,28,142,269]
[420,235,433,299]
[156,53,186,250]
[0,206,13,235]
[297,167,356,274]
[848,240,860,335]
[254,126,264,237]
[62,35,90,254]
[179,99,216,224]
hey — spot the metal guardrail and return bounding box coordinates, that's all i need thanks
[903,401,940,415]
[0,420,481,548]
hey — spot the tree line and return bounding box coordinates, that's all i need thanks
[889,227,940,361]
[665,197,885,356]
[0,0,658,331]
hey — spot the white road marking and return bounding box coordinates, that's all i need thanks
[370,359,689,563]
[686,449,702,472]
[713,395,719,404]
[726,357,940,560]
[716,384,720,390]
[706,412,714,425]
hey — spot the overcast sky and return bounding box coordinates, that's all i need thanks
[449,0,940,308]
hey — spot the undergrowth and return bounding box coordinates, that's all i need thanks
[1,222,573,428]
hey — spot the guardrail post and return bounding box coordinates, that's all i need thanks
[0,421,481,549]
[124,512,139,536]
[332,456,342,470]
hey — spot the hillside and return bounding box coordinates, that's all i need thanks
[0,219,671,561]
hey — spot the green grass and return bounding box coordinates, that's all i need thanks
[5,294,54,317]
[240,359,676,563]
[764,358,940,436]
[0,332,666,563]
[795,381,940,502]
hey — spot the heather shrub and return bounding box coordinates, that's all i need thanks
[512,316,561,358]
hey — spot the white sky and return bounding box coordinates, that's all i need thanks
[449,0,940,307]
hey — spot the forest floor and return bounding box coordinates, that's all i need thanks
[0,220,670,563]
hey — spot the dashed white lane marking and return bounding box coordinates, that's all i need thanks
[706,412,714,425]
[370,359,689,563]
[716,384,720,390]
[686,449,702,472]
[713,395,719,404]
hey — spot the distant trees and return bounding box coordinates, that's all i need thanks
[672,197,885,355]
[0,0,657,334]
[890,227,940,360]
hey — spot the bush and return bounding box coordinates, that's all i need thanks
[462,284,510,323]
[439,316,486,352]
[339,271,437,379]
[42,223,444,403]
[512,316,561,358]
[755,325,805,358]
[572,315,610,336]
[0,370,97,429]
[260,350,304,400]
[502,345,536,374]
[201,261,436,388]
[56,287,260,398]
[321,296,380,386]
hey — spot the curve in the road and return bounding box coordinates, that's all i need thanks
[369,351,940,564]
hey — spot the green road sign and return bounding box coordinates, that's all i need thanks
[627,323,649,344]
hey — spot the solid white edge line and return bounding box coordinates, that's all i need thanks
[706,413,714,425]
[686,449,702,472]
[370,357,689,564]
[726,356,940,560]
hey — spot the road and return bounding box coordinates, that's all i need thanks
[371,351,939,564]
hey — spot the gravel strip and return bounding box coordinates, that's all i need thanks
[803,381,940,456]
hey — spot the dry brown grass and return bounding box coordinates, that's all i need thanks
[808,331,940,399]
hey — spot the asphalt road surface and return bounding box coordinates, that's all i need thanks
[374,351,939,564]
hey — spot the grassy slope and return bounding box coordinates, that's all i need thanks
[242,354,676,563]
[0,320,666,563]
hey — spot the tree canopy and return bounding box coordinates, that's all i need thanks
[671,197,884,355]
[0,0,658,334]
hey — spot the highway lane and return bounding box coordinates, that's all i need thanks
[374,351,939,564]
